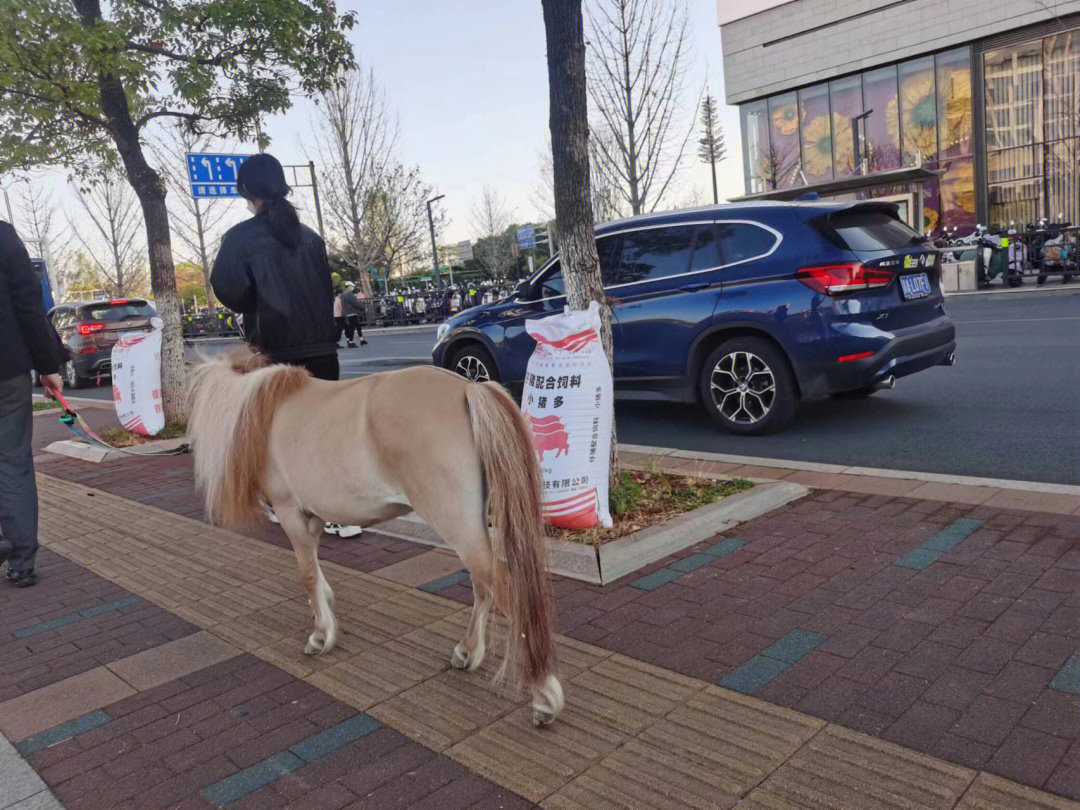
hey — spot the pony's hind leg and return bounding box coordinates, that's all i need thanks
[451,574,493,672]
[532,675,565,727]
[275,503,338,656]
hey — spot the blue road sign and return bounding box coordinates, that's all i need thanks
[186,152,254,199]
[516,224,537,250]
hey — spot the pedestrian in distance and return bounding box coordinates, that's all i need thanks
[211,153,362,539]
[0,220,66,588]
[333,288,346,348]
[341,281,368,347]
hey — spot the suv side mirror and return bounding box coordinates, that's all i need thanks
[514,279,532,300]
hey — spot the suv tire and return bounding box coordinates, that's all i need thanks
[62,359,87,390]
[699,337,797,434]
[449,343,499,383]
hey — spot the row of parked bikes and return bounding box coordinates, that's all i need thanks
[179,279,522,338]
[935,217,1080,287]
[369,280,520,327]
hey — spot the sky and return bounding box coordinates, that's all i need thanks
[265,0,746,243]
[7,0,748,260]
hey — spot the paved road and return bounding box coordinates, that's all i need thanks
[67,292,1080,484]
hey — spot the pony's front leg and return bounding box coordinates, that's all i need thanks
[275,504,338,656]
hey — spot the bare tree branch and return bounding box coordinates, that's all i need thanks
[66,168,147,297]
[585,0,695,214]
[308,66,399,297]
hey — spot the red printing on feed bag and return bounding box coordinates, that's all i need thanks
[523,302,613,530]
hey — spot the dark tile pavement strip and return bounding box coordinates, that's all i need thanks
[14,710,111,756]
[629,537,746,591]
[721,629,827,695]
[12,594,143,638]
[419,569,470,594]
[895,517,984,570]
[200,714,381,807]
[1051,657,1080,694]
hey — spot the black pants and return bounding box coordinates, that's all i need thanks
[0,374,37,573]
[347,315,363,340]
[335,317,354,343]
[295,354,339,381]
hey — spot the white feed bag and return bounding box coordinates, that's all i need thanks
[523,301,613,529]
[111,325,164,437]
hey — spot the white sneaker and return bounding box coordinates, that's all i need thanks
[325,523,363,538]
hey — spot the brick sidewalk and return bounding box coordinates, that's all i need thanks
[0,469,1075,808]
[20,408,1080,806]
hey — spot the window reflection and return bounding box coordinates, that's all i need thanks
[767,93,800,189]
[830,75,862,178]
[799,83,832,183]
[899,57,937,165]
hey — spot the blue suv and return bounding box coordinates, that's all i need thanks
[432,201,956,434]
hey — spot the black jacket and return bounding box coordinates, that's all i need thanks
[0,221,63,381]
[341,289,365,318]
[211,214,337,362]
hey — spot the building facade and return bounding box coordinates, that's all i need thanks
[721,0,1080,233]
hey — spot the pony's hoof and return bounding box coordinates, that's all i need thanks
[450,647,469,670]
[533,709,556,727]
[304,635,326,656]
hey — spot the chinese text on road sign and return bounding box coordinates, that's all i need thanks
[186,153,254,199]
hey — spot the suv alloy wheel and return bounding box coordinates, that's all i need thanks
[699,337,797,434]
[449,344,498,383]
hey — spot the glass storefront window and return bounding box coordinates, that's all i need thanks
[936,48,972,160]
[1044,32,1080,220]
[862,66,901,171]
[741,100,771,193]
[799,83,832,183]
[940,157,976,231]
[767,92,800,189]
[985,42,1044,224]
[830,75,862,178]
[899,57,937,165]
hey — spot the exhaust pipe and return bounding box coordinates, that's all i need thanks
[941,351,956,367]
[875,375,896,391]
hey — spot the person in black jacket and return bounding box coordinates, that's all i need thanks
[211,153,339,380]
[0,221,65,587]
[340,281,368,348]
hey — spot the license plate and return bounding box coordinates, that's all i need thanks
[899,272,932,300]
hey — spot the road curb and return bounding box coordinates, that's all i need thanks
[617,443,1080,496]
[946,285,1080,300]
[373,481,808,585]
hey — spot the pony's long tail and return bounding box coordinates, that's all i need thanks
[464,381,557,690]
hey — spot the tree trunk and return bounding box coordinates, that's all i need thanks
[542,0,619,486]
[75,0,186,424]
[193,198,216,314]
[710,157,719,205]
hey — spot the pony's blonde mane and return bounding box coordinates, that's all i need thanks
[187,348,310,527]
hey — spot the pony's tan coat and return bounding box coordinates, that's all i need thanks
[187,349,563,722]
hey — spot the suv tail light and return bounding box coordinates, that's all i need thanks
[77,322,105,335]
[797,264,894,295]
[110,299,129,305]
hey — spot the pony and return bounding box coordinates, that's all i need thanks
[187,347,564,726]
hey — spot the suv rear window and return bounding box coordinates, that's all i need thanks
[826,209,919,251]
[82,302,155,322]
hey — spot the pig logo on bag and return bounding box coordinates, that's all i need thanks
[527,414,570,459]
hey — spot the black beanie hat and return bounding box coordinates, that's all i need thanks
[236,153,290,200]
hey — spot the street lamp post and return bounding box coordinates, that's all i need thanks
[427,194,447,286]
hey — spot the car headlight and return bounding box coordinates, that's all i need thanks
[434,323,450,348]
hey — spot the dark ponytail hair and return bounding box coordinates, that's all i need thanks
[236,153,304,249]
[260,196,303,249]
